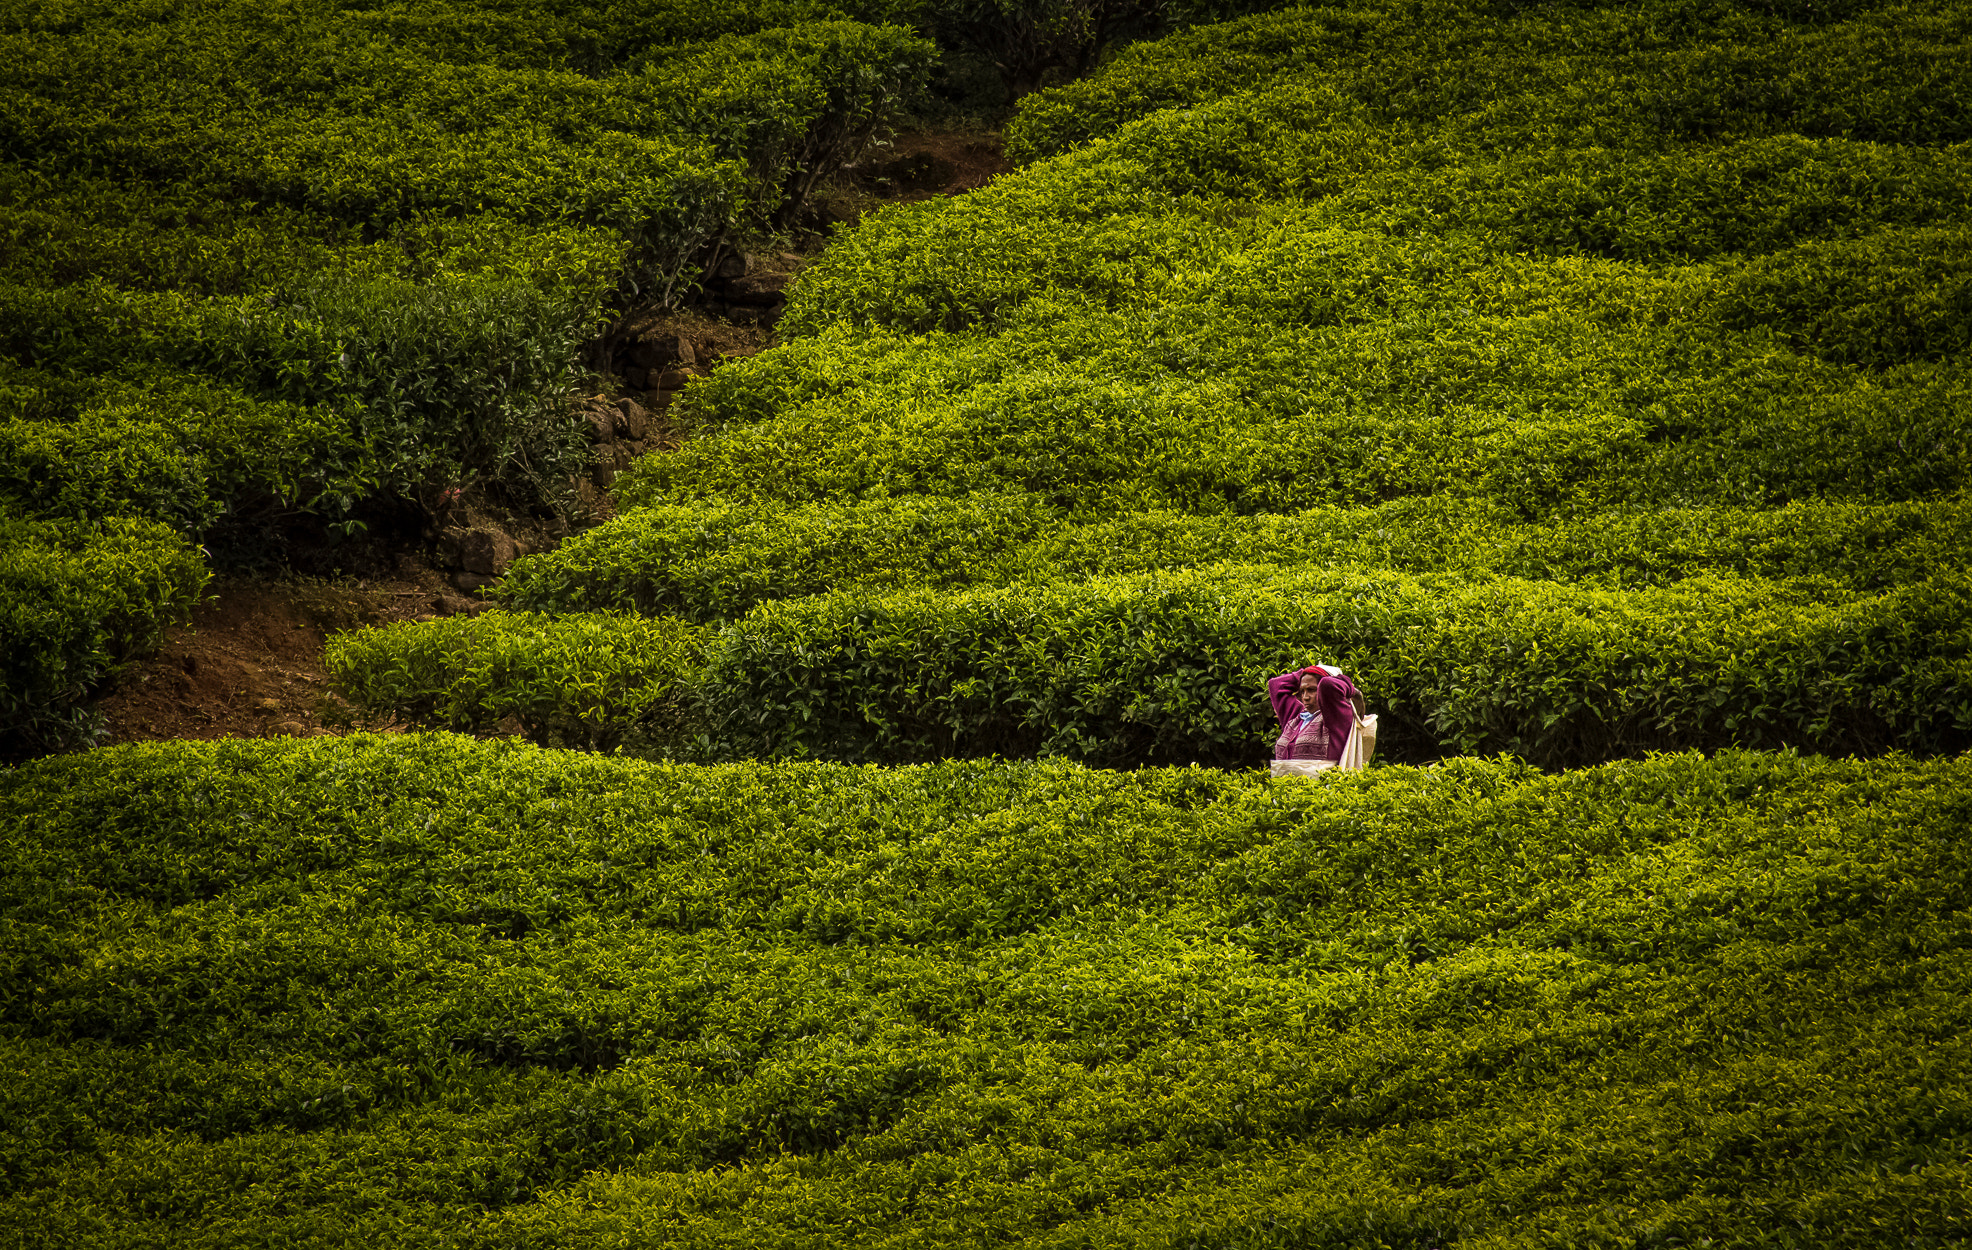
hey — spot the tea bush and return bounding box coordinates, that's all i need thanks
[1005,0,1972,164]
[0,517,207,755]
[614,0,1970,547]
[325,611,708,750]
[0,0,937,521]
[617,303,1972,518]
[0,0,935,740]
[695,563,1972,767]
[498,493,1972,620]
[2,737,1968,1243]
[496,493,1058,618]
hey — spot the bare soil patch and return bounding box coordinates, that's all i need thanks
[93,561,468,748]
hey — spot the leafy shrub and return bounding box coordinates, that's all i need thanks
[0,216,624,518]
[620,301,1972,519]
[1006,0,1972,164]
[500,492,1972,622]
[0,365,380,532]
[1722,225,1972,367]
[497,493,1058,619]
[695,563,1972,767]
[0,517,207,755]
[0,2,935,533]
[634,22,939,229]
[325,611,708,750]
[1002,4,1368,163]
[2,738,1969,1243]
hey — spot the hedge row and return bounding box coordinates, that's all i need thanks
[694,563,1972,767]
[621,324,1969,525]
[496,492,1056,618]
[1004,0,1972,164]
[0,517,207,757]
[2,738,1968,1243]
[615,2,1965,532]
[1,4,938,527]
[324,611,707,750]
[496,493,1972,621]
[337,559,1970,768]
[637,205,1969,522]
[1,11,932,264]
[1,1,934,747]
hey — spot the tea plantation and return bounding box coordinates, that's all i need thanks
[5,740,1971,1245]
[6,0,1972,1242]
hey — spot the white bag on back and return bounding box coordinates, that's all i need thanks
[1337,714,1378,771]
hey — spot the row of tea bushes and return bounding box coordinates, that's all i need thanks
[495,493,1972,621]
[0,361,380,536]
[697,563,1972,767]
[0,4,939,504]
[665,0,1970,530]
[1004,0,1972,165]
[324,611,706,751]
[2,12,933,282]
[0,518,207,757]
[332,560,1970,768]
[1,0,935,747]
[495,492,1057,618]
[640,231,1970,520]
[3,737,1968,1243]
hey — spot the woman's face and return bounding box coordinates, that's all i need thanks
[1298,674,1322,699]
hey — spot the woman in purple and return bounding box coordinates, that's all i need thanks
[1268,663,1365,776]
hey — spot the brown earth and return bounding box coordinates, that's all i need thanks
[857,129,1013,200]
[93,562,474,748]
[86,129,1008,753]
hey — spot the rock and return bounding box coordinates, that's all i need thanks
[493,713,526,737]
[275,720,306,736]
[255,697,282,711]
[459,527,518,576]
[615,397,647,440]
[436,528,466,568]
[716,253,752,279]
[656,368,692,390]
[450,571,500,593]
[625,439,647,457]
[591,458,619,490]
[620,366,648,391]
[582,405,615,444]
[571,476,603,513]
[629,334,695,369]
[726,272,789,305]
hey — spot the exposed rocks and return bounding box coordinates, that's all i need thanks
[690,251,802,332]
[726,271,791,305]
[458,527,518,576]
[431,591,492,615]
[431,513,538,601]
[629,334,694,370]
[615,397,647,441]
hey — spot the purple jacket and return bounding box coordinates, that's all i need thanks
[1268,667,1360,763]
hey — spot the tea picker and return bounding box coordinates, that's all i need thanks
[1267,663,1377,776]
